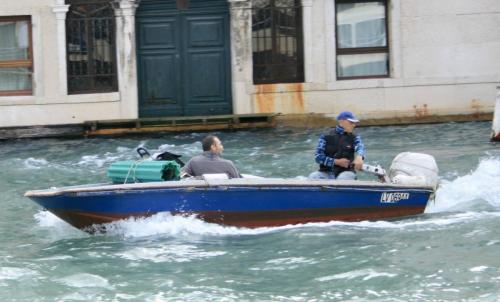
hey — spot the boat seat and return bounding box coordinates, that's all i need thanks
[202,173,229,181]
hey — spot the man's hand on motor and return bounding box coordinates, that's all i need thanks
[352,156,364,171]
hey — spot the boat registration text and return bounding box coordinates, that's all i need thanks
[380,192,410,203]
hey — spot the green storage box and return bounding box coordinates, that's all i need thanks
[107,160,181,184]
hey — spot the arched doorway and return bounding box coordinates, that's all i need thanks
[136,0,233,117]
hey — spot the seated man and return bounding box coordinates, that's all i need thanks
[309,111,365,180]
[182,135,241,178]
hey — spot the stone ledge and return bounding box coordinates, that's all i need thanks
[275,113,493,128]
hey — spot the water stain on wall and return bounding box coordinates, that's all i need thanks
[470,99,483,113]
[254,83,304,114]
[413,104,429,118]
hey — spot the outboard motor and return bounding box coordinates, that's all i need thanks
[389,152,439,189]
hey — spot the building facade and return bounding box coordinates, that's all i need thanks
[1,0,499,128]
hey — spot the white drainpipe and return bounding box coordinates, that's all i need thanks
[492,86,500,142]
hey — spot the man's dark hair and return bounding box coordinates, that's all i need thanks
[202,135,218,151]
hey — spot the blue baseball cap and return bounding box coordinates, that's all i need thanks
[337,111,359,123]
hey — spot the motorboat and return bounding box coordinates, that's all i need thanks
[25,152,439,232]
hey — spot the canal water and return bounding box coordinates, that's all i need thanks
[1,121,499,301]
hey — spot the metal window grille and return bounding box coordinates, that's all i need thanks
[252,0,304,84]
[66,0,117,94]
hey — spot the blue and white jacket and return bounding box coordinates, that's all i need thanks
[314,125,365,168]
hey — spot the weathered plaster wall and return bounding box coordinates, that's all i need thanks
[401,0,500,79]
[237,0,500,121]
[0,102,122,126]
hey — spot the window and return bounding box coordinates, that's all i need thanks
[335,0,389,79]
[0,16,33,96]
[252,0,304,84]
[66,0,117,94]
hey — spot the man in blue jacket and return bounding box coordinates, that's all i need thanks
[309,111,365,180]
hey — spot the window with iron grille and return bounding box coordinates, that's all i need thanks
[335,0,389,79]
[66,0,117,94]
[252,0,304,84]
[0,16,33,96]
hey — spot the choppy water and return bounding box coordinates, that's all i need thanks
[1,121,500,301]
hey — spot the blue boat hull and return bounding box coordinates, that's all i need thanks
[26,179,434,231]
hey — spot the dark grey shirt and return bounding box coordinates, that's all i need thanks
[182,151,241,178]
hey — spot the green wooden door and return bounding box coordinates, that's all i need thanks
[136,0,232,117]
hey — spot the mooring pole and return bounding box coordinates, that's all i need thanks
[492,86,500,142]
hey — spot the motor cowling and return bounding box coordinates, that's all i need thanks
[389,152,439,188]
